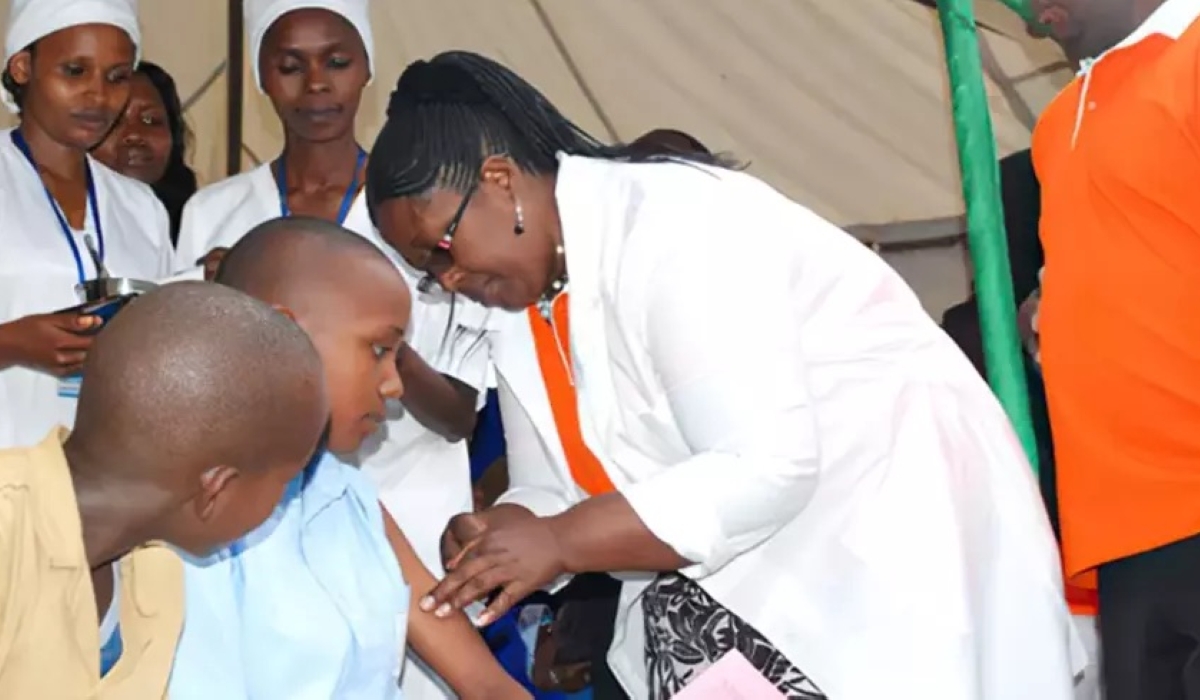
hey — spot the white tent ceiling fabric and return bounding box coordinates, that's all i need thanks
[0,0,1071,315]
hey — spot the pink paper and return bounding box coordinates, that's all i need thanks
[673,650,788,699]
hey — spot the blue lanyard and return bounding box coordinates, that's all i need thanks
[275,147,366,225]
[10,129,104,285]
[99,626,123,676]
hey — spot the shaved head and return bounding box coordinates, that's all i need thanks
[75,280,326,471]
[68,281,330,554]
[216,216,405,313]
[215,216,412,454]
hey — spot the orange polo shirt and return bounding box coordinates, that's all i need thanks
[1033,13,1200,592]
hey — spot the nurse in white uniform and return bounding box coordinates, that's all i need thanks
[174,3,489,697]
[0,0,171,450]
[368,51,1087,700]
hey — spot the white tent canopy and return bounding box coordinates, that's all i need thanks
[0,0,1071,315]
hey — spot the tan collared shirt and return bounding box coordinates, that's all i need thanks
[0,429,184,698]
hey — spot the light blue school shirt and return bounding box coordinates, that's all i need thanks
[168,452,409,700]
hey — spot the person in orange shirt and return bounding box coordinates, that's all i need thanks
[1032,0,1200,697]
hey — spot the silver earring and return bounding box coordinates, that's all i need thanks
[514,201,525,234]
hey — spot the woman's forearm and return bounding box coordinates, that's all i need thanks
[548,493,692,575]
[0,319,22,370]
[381,508,529,699]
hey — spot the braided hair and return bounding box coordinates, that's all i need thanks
[628,129,713,158]
[366,51,736,352]
[366,50,731,216]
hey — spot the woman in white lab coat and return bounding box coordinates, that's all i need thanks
[0,0,172,450]
[366,51,1086,700]
[174,3,488,697]
[486,128,719,697]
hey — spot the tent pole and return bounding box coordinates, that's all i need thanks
[225,0,245,177]
[935,0,1039,471]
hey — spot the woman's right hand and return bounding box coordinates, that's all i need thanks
[197,247,229,281]
[0,311,102,376]
[440,503,536,571]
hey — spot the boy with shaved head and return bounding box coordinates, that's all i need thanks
[170,217,528,700]
[0,282,329,698]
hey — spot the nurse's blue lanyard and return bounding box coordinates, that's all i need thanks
[10,130,104,284]
[275,147,367,225]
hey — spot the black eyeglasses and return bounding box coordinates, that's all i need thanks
[417,182,477,294]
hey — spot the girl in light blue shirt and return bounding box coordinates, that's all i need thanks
[169,219,529,699]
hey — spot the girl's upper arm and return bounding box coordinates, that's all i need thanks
[379,506,529,700]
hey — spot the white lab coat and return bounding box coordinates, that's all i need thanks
[492,154,1087,700]
[0,127,171,449]
[175,163,490,700]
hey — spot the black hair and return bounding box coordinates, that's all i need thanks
[366,50,737,217]
[365,51,739,351]
[628,129,713,158]
[1,43,36,111]
[136,61,198,245]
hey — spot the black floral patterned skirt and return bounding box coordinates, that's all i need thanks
[642,573,826,699]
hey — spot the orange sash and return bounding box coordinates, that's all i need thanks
[526,295,615,496]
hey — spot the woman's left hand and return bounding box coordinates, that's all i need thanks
[422,514,567,627]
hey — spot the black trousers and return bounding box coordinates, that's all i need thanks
[1100,531,1200,700]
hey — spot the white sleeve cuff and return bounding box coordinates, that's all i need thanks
[157,265,206,285]
[620,450,819,579]
[620,456,731,578]
[495,486,574,519]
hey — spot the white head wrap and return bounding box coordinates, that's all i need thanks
[3,0,141,113]
[245,0,374,92]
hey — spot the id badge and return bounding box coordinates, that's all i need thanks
[57,372,82,429]
[57,372,83,399]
